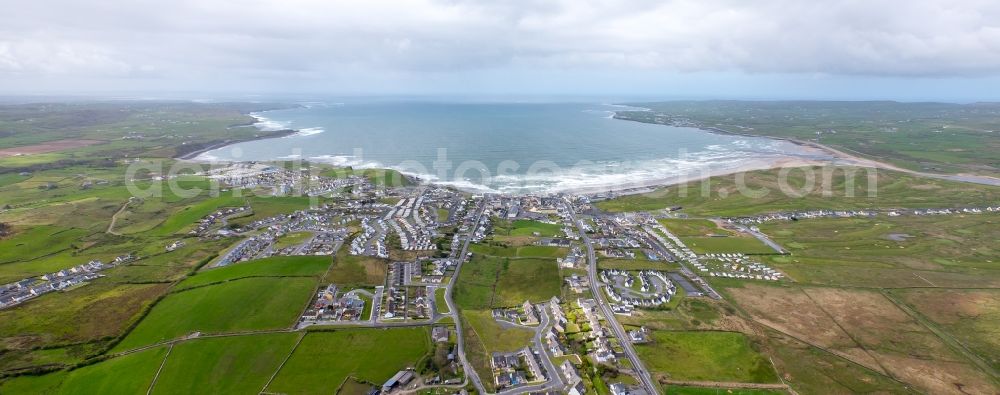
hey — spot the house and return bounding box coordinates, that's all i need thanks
[610,383,630,395]
[496,372,512,388]
[628,327,648,343]
[491,352,519,370]
[382,370,414,392]
[521,300,539,325]
[561,360,581,383]
[432,326,449,343]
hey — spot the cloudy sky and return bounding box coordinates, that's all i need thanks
[3,0,1000,100]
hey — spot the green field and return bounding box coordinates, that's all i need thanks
[454,253,561,309]
[2,101,999,393]
[273,231,313,249]
[680,236,777,255]
[461,309,534,392]
[0,225,89,263]
[0,250,117,285]
[758,214,1000,288]
[663,385,787,395]
[617,101,1000,177]
[892,288,1000,372]
[179,255,331,290]
[658,219,732,237]
[151,333,301,394]
[515,245,568,257]
[507,219,564,237]
[469,243,567,258]
[265,328,430,395]
[114,277,315,351]
[596,167,1000,215]
[0,102,288,170]
[0,347,168,395]
[324,251,388,287]
[147,194,246,236]
[228,196,317,227]
[636,331,778,383]
[0,283,169,354]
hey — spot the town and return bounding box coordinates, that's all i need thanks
[3,159,998,395]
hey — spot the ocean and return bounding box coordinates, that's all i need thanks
[198,101,831,194]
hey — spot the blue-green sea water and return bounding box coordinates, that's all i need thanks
[199,102,830,194]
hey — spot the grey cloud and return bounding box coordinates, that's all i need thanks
[1,0,999,92]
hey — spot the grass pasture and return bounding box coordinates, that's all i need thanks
[0,225,88,263]
[0,250,117,285]
[758,214,1000,287]
[508,219,563,237]
[663,386,787,395]
[680,236,777,255]
[802,287,996,394]
[658,218,732,237]
[324,252,388,287]
[893,288,1000,372]
[266,328,430,395]
[114,277,316,351]
[596,167,1000,216]
[636,330,778,384]
[454,253,561,309]
[725,282,998,394]
[514,245,567,258]
[149,195,246,236]
[0,283,169,352]
[725,284,886,373]
[181,255,331,290]
[227,196,316,227]
[469,243,566,258]
[759,326,914,395]
[619,101,1000,177]
[151,333,301,395]
[461,309,534,392]
[0,346,168,395]
[274,231,313,249]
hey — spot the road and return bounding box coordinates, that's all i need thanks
[567,200,660,395]
[728,222,786,254]
[444,198,490,394]
[106,196,138,235]
[644,223,722,300]
[525,301,565,393]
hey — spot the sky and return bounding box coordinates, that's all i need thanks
[2,0,1000,101]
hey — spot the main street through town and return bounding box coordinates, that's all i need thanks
[446,198,490,394]
[566,199,660,395]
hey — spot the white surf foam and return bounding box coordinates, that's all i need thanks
[250,112,291,131]
[295,127,325,137]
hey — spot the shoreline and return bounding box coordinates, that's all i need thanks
[612,112,1000,188]
[181,106,845,196]
[557,156,830,196]
[174,112,298,161]
[180,105,1000,196]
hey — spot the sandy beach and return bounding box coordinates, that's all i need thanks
[183,107,1000,195]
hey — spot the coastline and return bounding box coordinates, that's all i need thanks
[181,105,845,196]
[612,112,1000,188]
[174,112,298,161]
[180,105,1000,196]
[557,156,830,196]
